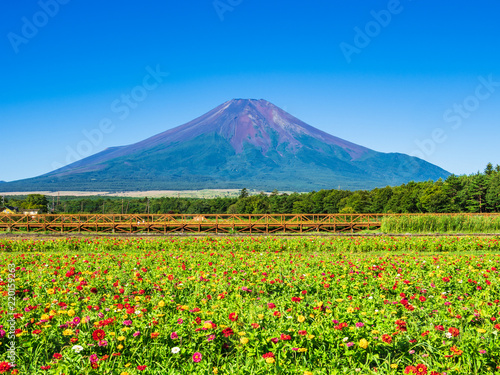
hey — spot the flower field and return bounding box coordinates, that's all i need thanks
[0,236,500,374]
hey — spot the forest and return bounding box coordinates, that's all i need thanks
[3,164,500,215]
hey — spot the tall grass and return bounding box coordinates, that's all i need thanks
[381,214,500,233]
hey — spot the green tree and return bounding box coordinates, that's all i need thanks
[239,188,249,199]
[23,194,49,213]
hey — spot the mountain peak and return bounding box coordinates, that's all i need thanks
[0,99,450,192]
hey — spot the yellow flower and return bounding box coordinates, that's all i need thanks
[158,301,165,307]
[125,363,131,368]
[134,296,141,302]
[298,348,307,352]
[118,336,126,341]
[347,307,354,313]
[258,314,264,320]
[390,364,398,369]
[67,309,75,317]
[41,314,50,321]
[63,329,73,336]
[477,328,486,333]
[371,330,379,335]
[213,368,218,374]
[304,371,313,375]
[266,357,275,364]
[109,332,116,336]
[240,337,249,345]
[117,344,124,350]
[120,372,129,375]
[238,331,246,336]
[335,298,343,303]
[297,315,305,323]
[307,335,315,340]
[358,338,369,349]
[204,323,213,329]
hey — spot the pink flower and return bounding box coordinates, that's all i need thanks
[192,352,202,363]
[89,354,99,363]
[98,340,108,347]
[170,332,178,339]
[355,322,364,328]
[133,331,141,337]
[123,320,132,326]
[207,334,215,341]
[177,318,183,324]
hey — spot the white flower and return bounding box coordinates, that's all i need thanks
[135,310,141,315]
[368,296,373,300]
[72,345,84,353]
[343,337,349,342]
[445,332,453,339]
[171,346,180,354]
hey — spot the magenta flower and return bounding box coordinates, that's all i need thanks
[207,334,215,341]
[89,354,99,363]
[123,320,132,326]
[355,322,364,328]
[192,352,202,363]
[170,332,178,339]
[177,318,183,324]
[133,331,141,337]
[98,340,108,347]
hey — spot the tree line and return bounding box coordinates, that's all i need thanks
[3,163,500,215]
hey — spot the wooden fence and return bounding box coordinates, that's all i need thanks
[0,213,385,234]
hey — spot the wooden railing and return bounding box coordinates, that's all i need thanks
[1,213,498,234]
[0,213,385,234]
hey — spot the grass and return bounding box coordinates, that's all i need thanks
[381,214,500,233]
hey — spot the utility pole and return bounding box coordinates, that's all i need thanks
[81,201,83,213]
[102,202,105,214]
[52,196,55,213]
[121,199,124,215]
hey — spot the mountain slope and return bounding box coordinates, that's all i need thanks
[0,99,449,192]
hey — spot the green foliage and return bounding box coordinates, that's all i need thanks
[4,163,500,215]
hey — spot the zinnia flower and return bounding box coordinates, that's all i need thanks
[192,352,202,363]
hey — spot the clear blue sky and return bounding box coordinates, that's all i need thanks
[1,0,499,182]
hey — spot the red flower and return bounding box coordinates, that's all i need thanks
[291,297,302,302]
[280,334,291,341]
[53,353,62,360]
[251,323,260,329]
[273,311,281,317]
[419,296,426,302]
[0,362,12,373]
[137,365,147,371]
[222,327,234,337]
[415,364,428,374]
[442,277,450,282]
[262,352,275,359]
[298,330,307,335]
[90,287,98,293]
[421,330,429,337]
[151,332,159,339]
[448,327,459,337]
[32,329,42,335]
[404,366,416,374]
[494,323,500,330]
[434,325,444,331]
[40,366,51,371]
[92,329,106,341]
[382,334,392,344]
[228,312,238,322]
